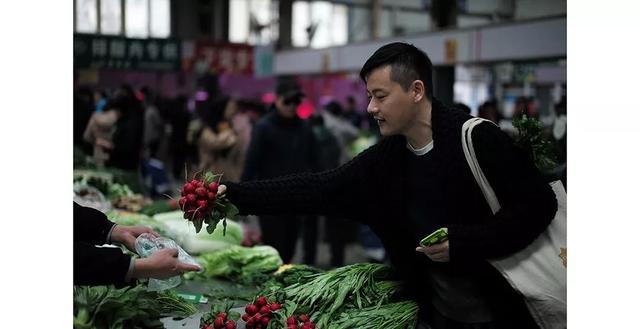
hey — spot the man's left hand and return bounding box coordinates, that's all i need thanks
[416,241,450,262]
[111,225,159,253]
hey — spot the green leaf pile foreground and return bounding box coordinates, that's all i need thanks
[73,285,197,329]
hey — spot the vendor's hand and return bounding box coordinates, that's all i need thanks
[111,225,159,253]
[217,184,227,196]
[416,240,450,262]
[133,248,201,280]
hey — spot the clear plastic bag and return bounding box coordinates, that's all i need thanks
[134,233,202,291]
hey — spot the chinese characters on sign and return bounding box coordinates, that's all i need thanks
[74,34,181,71]
[182,41,254,75]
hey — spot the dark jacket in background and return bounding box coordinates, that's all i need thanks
[227,99,557,328]
[74,202,131,287]
[240,108,318,263]
[241,109,317,181]
[108,98,145,171]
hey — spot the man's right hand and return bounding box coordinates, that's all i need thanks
[133,248,201,280]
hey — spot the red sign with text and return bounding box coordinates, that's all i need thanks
[183,42,254,75]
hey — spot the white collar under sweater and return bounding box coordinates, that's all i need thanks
[406,140,434,156]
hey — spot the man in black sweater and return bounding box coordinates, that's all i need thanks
[221,43,556,329]
[74,202,201,286]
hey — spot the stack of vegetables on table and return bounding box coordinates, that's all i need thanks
[195,263,418,329]
[74,170,150,212]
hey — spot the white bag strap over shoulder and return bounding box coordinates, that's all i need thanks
[461,118,501,214]
[462,118,567,329]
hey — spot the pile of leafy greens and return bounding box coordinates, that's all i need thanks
[73,285,197,329]
[185,245,282,285]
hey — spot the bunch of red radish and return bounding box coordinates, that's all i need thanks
[286,314,316,329]
[241,296,281,329]
[201,312,236,329]
[178,179,219,221]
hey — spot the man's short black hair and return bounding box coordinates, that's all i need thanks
[359,42,434,101]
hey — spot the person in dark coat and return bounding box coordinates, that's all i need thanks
[218,43,556,329]
[240,78,318,264]
[106,84,145,171]
[74,202,200,286]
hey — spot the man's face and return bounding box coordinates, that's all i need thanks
[275,95,297,118]
[365,65,419,136]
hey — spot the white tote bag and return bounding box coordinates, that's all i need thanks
[462,118,567,329]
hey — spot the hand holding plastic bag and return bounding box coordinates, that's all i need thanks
[134,233,202,291]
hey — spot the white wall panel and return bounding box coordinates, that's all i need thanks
[479,18,565,61]
[274,17,566,74]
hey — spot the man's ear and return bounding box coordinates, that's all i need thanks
[412,80,425,103]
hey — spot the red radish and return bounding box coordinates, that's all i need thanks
[256,296,268,307]
[299,314,310,322]
[269,303,281,311]
[225,320,236,329]
[245,304,258,315]
[217,312,227,321]
[179,171,237,235]
[241,314,250,321]
[246,318,256,326]
[184,183,196,193]
[196,187,208,197]
[287,325,298,329]
[213,317,224,329]
[287,316,297,325]
[260,316,270,326]
[259,306,270,315]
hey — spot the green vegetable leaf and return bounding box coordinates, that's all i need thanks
[206,221,216,234]
[512,115,559,172]
[228,311,241,321]
[225,203,239,220]
[194,218,203,233]
[203,172,216,184]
